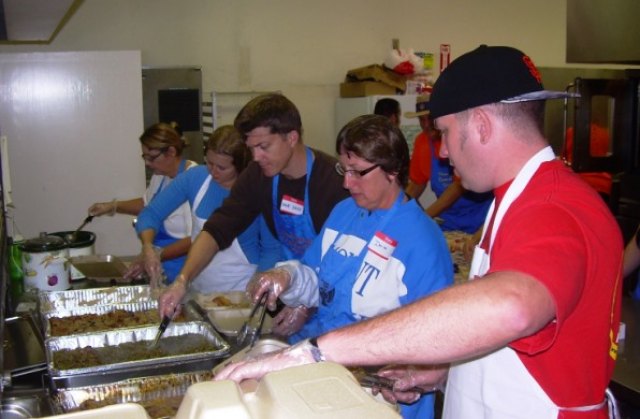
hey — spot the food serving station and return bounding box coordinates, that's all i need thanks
[0,246,401,418]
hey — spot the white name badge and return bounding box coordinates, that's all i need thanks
[280,194,304,215]
[367,231,397,260]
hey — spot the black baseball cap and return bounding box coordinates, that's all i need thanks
[427,45,578,119]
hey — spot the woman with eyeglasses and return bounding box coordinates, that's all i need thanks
[243,114,454,419]
[88,122,197,283]
[135,125,283,292]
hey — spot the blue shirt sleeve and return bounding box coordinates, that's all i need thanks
[136,166,207,234]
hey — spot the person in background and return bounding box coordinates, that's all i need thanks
[405,94,492,235]
[88,122,197,283]
[215,45,623,419]
[623,225,640,300]
[247,114,453,419]
[135,125,282,292]
[374,97,401,127]
[155,93,350,331]
[563,122,612,203]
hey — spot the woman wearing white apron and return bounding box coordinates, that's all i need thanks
[89,122,197,282]
[135,125,283,291]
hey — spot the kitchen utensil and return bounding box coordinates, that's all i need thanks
[19,233,70,291]
[150,304,180,348]
[354,370,426,394]
[65,215,94,243]
[236,292,268,348]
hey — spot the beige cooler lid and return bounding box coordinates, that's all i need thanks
[177,362,401,419]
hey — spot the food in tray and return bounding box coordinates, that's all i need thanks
[79,396,184,419]
[53,334,215,369]
[56,371,213,418]
[209,294,250,309]
[49,309,186,336]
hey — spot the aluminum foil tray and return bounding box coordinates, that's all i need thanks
[42,301,158,338]
[46,321,230,378]
[39,285,153,314]
[53,370,213,417]
[42,301,209,338]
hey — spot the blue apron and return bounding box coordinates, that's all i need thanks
[430,141,492,233]
[272,147,317,259]
[151,159,188,283]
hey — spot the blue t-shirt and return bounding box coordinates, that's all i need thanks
[292,196,454,419]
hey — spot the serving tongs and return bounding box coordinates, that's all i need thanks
[353,370,425,393]
[236,292,268,348]
[150,304,180,348]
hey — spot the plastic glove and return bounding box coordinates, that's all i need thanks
[157,276,187,319]
[122,257,145,281]
[271,305,313,337]
[88,200,116,217]
[374,364,449,405]
[246,268,292,311]
[214,338,317,383]
[142,245,163,288]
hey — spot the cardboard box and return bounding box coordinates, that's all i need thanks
[345,64,407,91]
[340,81,397,98]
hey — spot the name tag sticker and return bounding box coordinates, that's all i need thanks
[280,195,304,215]
[368,232,397,260]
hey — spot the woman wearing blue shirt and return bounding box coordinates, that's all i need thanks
[135,125,283,291]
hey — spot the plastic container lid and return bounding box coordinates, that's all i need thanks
[19,232,67,252]
[179,362,401,419]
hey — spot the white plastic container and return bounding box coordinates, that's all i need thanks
[179,362,401,419]
[51,231,96,280]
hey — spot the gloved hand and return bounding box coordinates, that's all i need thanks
[142,245,163,288]
[214,338,318,383]
[157,276,187,319]
[122,257,145,281]
[374,364,449,404]
[88,200,116,217]
[246,268,292,311]
[271,305,313,337]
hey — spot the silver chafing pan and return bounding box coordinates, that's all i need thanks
[39,285,154,314]
[45,321,229,388]
[41,301,159,338]
[53,370,213,418]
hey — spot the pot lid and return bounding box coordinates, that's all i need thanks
[19,232,67,252]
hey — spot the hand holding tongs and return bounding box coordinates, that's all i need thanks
[356,372,426,394]
[150,304,180,347]
[236,292,268,348]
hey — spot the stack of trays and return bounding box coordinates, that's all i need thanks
[40,286,230,390]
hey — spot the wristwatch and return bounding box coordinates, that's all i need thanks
[308,337,326,362]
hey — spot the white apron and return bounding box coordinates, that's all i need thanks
[189,175,257,293]
[443,146,615,419]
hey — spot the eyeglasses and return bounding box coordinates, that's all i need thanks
[335,162,380,179]
[141,147,168,162]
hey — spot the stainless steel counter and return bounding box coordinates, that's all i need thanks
[611,297,640,407]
